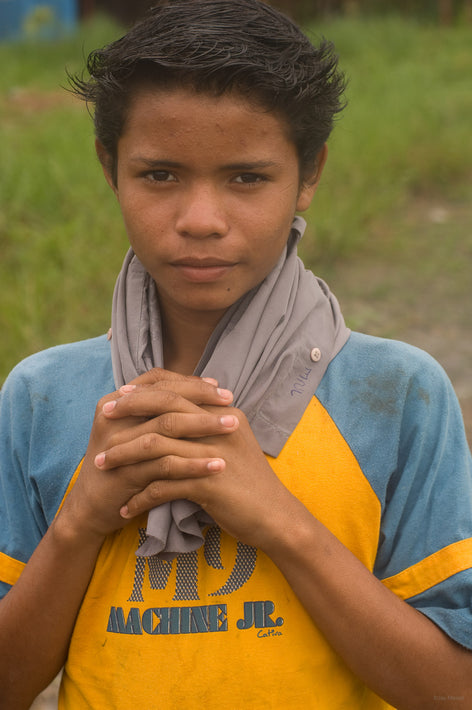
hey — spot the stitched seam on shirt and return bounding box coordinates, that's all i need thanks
[381,537,472,599]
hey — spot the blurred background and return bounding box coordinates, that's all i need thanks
[2,0,471,34]
[0,3,471,703]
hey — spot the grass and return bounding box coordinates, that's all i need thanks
[1,13,471,383]
[0,16,129,378]
[301,15,472,261]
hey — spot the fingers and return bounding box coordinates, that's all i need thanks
[102,450,226,521]
[82,372,241,528]
[125,367,229,404]
[103,452,226,486]
[102,379,233,420]
[120,476,204,520]
[94,413,239,469]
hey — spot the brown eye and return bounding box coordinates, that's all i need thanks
[234,173,266,185]
[147,171,176,182]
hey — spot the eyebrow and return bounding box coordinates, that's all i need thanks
[130,157,284,171]
[222,160,284,171]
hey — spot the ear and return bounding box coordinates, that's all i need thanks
[95,139,118,195]
[296,143,328,212]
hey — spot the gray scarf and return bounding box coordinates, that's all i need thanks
[111,217,350,559]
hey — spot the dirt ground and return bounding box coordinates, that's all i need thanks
[323,194,472,448]
[30,676,61,709]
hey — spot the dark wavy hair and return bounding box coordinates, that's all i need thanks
[70,0,346,185]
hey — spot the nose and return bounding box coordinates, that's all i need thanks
[175,182,229,239]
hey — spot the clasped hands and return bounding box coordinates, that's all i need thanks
[66,368,292,550]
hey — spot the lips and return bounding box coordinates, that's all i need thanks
[170,258,236,283]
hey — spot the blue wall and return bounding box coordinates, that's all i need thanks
[0,0,78,41]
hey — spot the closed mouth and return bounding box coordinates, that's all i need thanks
[171,258,236,268]
[170,258,237,283]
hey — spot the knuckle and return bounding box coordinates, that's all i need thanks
[147,479,164,504]
[140,432,161,453]
[159,390,181,408]
[147,367,166,382]
[156,455,172,478]
[158,412,178,436]
[198,412,212,428]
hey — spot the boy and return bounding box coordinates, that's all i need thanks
[0,0,471,707]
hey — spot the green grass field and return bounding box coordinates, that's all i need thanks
[1,13,471,384]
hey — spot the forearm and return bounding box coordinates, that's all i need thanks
[261,498,471,710]
[0,514,104,709]
[0,375,237,708]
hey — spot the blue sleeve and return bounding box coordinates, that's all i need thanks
[0,364,45,597]
[0,336,115,599]
[373,350,472,649]
[318,333,472,649]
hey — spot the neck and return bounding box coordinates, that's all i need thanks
[160,302,226,376]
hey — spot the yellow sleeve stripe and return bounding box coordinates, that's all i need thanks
[0,550,26,587]
[0,460,84,588]
[54,458,84,518]
[382,537,472,600]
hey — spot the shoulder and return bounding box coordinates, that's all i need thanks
[4,334,113,387]
[1,334,114,405]
[316,331,470,496]
[0,335,115,530]
[328,329,445,379]
[318,330,452,417]
[1,334,115,467]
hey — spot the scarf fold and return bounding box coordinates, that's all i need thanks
[110,217,350,559]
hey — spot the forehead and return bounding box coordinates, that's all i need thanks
[119,85,294,155]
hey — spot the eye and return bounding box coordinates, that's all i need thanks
[233,173,267,186]
[145,170,177,183]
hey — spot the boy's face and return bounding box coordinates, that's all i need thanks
[99,87,324,326]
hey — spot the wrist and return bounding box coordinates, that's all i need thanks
[51,502,107,554]
[255,491,317,562]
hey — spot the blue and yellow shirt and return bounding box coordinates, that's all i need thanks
[1,333,471,708]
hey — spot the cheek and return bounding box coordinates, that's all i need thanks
[250,230,289,277]
[119,198,165,245]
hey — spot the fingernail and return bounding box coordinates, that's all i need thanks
[219,414,237,428]
[103,400,117,414]
[120,505,129,518]
[202,377,218,386]
[95,452,106,467]
[207,458,225,472]
[120,384,136,394]
[217,388,233,401]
